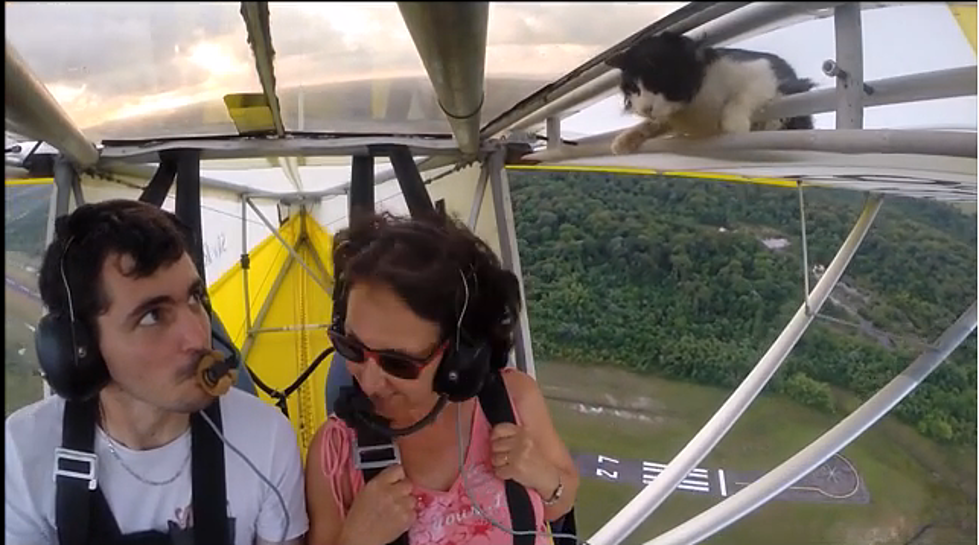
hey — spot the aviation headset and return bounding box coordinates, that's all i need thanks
[331,228,494,404]
[35,220,238,402]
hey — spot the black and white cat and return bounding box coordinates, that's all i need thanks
[605,31,816,155]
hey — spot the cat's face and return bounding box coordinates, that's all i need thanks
[606,32,706,123]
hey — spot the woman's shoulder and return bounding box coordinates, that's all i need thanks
[499,367,548,420]
[309,415,357,465]
[500,367,541,399]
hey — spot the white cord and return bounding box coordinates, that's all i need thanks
[199,410,291,544]
[455,403,587,544]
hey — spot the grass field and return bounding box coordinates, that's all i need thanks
[536,360,977,545]
[5,251,46,416]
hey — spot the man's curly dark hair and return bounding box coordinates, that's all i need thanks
[38,200,194,333]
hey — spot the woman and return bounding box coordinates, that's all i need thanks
[305,212,579,545]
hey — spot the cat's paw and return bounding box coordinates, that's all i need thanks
[611,130,647,155]
[720,109,752,135]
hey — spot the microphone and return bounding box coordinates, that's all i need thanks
[197,350,239,396]
[335,384,448,439]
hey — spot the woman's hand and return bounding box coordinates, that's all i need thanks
[339,464,417,545]
[489,423,561,499]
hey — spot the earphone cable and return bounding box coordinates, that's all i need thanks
[199,410,291,544]
[455,402,587,544]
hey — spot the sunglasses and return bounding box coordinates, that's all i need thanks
[328,326,448,380]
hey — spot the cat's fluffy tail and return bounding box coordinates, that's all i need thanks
[778,77,817,130]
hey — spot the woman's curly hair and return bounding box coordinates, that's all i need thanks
[332,212,522,369]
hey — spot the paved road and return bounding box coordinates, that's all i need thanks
[572,451,869,504]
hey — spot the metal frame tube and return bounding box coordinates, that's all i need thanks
[546,117,562,151]
[646,300,978,545]
[487,148,537,377]
[572,66,977,147]
[70,171,85,208]
[526,129,977,163]
[241,197,253,332]
[5,41,99,167]
[252,323,330,335]
[137,157,177,206]
[246,198,331,295]
[172,150,205,282]
[798,184,811,313]
[587,195,883,545]
[240,1,285,137]
[398,2,489,156]
[52,157,74,217]
[761,65,976,123]
[97,135,462,164]
[39,160,75,400]
[690,2,845,47]
[834,4,865,130]
[241,252,295,361]
[350,155,375,220]
[467,165,490,230]
[387,145,438,220]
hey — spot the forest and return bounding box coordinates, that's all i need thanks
[508,170,977,445]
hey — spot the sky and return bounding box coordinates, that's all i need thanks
[4,2,682,136]
[4,2,976,197]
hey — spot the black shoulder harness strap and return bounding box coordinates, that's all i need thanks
[347,370,537,545]
[56,398,230,545]
[476,370,537,545]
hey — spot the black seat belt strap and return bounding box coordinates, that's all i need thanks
[477,371,537,545]
[56,398,100,545]
[191,400,231,545]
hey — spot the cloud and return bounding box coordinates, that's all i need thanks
[5,2,682,136]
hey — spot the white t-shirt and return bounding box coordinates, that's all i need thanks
[5,388,309,545]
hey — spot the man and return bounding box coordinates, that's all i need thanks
[5,199,308,544]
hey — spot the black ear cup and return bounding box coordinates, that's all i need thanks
[35,312,110,401]
[433,334,491,403]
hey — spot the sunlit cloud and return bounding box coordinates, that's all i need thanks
[187,42,246,78]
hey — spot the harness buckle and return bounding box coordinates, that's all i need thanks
[53,447,98,491]
[352,438,401,471]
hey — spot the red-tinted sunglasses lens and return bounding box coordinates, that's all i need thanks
[328,329,427,380]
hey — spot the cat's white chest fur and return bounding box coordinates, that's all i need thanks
[635,57,780,137]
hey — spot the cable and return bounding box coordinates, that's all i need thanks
[199,409,291,544]
[455,402,587,544]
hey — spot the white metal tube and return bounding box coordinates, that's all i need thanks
[241,253,295,361]
[467,164,490,230]
[834,4,865,130]
[546,117,562,150]
[526,129,977,163]
[398,2,488,156]
[488,148,537,377]
[245,198,331,295]
[646,300,977,545]
[762,65,976,121]
[241,197,252,332]
[572,66,978,147]
[5,41,98,167]
[240,2,285,137]
[586,194,883,545]
[689,2,845,47]
[798,183,811,313]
